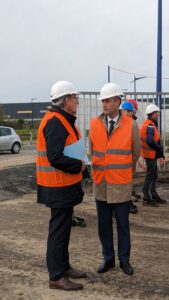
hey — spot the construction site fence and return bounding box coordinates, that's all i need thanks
[77,92,169,173]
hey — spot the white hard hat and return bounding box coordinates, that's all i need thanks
[51,80,79,101]
[98,83,124,101]
[145,103,160,115]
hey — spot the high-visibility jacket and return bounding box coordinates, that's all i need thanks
[36,111,82,187]
[140,119,159,159]
[90,115,133,185]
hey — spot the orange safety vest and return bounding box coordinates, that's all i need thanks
[36,111,82,187]
[90,115,133,185]
[140,119,159,159]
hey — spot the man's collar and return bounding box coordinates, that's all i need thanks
[49,105,77,123]
[107,114,120,125]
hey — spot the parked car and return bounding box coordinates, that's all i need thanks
[0,126,21,154]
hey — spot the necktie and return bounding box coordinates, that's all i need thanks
[108,120,115,136]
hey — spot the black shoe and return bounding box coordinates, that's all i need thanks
[153,196,167,204]
[97,260,115,273]
[72,216,87,227]
[132,191,141,200]
[120,261,133,275]
[143,199,159,207]
[129,203,138,214]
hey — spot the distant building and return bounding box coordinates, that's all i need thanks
[2,102,50,121]
[1,93,169,133]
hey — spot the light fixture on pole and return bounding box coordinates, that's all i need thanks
[130,76,147,94]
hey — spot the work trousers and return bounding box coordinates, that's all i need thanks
[96,200,131,264]
[46,206,73,281]
[143,158,158,200]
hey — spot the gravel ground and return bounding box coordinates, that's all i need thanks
[0,148,169,299]
[0,186,169,300]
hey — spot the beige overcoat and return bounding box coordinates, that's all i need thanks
[89,112,140,204]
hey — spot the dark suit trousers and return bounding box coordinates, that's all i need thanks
[96,200,131,264]
[47,207,73,281]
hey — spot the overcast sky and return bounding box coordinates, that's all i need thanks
[0,0,169,103]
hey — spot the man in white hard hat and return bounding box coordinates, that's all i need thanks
[140,103,166,206]
[89,83,140,276]
[36,80,87,291]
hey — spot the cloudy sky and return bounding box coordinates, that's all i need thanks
[0,0,169,102]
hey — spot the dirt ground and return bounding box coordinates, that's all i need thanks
[0,148,169,300]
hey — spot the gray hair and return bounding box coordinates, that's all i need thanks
[52,95,67,109]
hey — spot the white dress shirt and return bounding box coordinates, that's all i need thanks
[107,114,119,132]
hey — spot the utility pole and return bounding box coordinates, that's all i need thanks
[108,65,111,82]
[156,0,162,133]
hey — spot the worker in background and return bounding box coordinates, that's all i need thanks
[90,83,140,276]
[36,80,87,291]
[128,99,139,120]
[140,103,167,206]
[121,101,140,214]
[121,101,134,117]
[128,99,141,202]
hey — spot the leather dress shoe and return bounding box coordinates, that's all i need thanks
[143,199,159,207]
[97,260,115,273]
[65,267,87,279]
[153,196,167,204]
[120,261,133,275]
[49,277,83,291]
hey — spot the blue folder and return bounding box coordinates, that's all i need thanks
[63,138,89,163]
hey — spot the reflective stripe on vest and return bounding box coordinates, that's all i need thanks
[140,119,159,159]
[36,111,82,187]
[90,115,133,185]
[92,151,105,157]
[36,165,57,172]
[93,149,132,157]
[37,150,47,157]
[92,162,132,170]
[106,149,132,155]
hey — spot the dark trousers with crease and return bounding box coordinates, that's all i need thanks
[46,207,73,281]
[96,200,131,264]
[142,158,158,200]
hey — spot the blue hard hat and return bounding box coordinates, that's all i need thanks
[122,101,134,111]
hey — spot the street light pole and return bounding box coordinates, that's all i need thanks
[134,76,136,93]
[31,97,36,129]
[156,0,162,133]
[130,76,147,95]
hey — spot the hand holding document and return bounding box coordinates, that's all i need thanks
[63,138,89,164]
